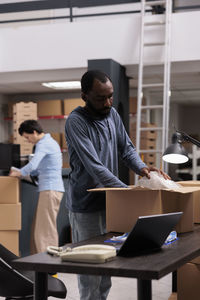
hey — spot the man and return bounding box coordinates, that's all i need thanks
[65,70,169,300]
[9,119,64,254]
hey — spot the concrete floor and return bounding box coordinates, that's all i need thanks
[48,272,172,300]
[0,272,172,299]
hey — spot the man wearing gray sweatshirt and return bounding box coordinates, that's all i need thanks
[65,70,168,300]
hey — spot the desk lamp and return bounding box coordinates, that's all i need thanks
[162,130,200,164]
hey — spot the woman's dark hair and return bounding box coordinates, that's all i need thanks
[81,70,112,94]
[18,120,43,136]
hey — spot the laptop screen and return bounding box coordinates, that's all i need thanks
[117,212,183,257]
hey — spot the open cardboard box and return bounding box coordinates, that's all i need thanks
[178,181,200,223]
[89,186,200,233]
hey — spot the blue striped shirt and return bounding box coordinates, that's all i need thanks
[20,133,64,192]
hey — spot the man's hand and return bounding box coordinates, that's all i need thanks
[9,169,21,178]
[140,166,170,180]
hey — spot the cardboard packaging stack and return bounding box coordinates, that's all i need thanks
[13,102,37,156]
[0,177,21,256]
[129,119,157,184]
[175,181,200,300]
[130,122,157,166]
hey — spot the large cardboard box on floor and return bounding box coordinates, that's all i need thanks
[89,186,200,233]
[0,230,19,256]
[178,181,200,223]
[0,177,19,204]
[177,263,200,300]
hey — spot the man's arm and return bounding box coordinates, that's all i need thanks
[66,117,128,188]
[113,110,169,179]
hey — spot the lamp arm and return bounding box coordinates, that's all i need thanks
[177,130,200,148]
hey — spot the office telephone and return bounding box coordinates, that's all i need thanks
[47,244,116,264]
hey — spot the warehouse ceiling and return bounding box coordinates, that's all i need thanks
[0,62,200,105]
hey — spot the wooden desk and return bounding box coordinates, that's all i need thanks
[13,226,200,300]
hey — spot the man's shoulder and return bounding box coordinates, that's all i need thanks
[66,107,88,126]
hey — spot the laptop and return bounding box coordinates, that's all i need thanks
[114,212,183,257]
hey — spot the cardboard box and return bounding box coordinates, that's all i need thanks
[178,181,200,223]
[20,144,33,156]
[129,97,146,114]
[168,293,177,300]
[61,133,67,149]
[178,181,200,187]
[63,98,84,115]
[131,123,158,140]
[50,132,61,147]
[89,186,200,233]
[0,231,19,256]
[0,203,21,230]
[191,255,200,265]
[177,263,200,300]
[38,100,63,116]
[0,177,19,204]
[7,102,14,118]
[13,102,37,114]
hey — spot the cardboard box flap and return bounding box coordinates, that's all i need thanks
[87,185,200,194]
[88,185,200,194]
[178,181,200,186]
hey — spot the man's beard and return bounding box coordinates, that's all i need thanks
[86,100,111,118]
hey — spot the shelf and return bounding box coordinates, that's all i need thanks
[4,115,68,120]
[38,115,68,120]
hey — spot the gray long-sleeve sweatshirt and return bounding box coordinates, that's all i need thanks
[65,106,146,213]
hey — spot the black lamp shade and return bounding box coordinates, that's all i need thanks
[162,142,189,164]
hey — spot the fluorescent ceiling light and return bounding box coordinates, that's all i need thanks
[42,81,81,90]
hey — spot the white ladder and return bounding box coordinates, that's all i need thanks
[135,0,172,183]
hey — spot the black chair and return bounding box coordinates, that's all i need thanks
[0,244,67,299]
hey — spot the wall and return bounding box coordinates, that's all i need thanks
[0,11,200,74]
[179,105,200,138]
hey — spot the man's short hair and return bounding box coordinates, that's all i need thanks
[18,120,43,136]
[81,70,112,94]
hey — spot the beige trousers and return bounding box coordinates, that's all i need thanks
[30,190,63,254]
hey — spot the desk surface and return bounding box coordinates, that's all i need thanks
[13,226,200,281]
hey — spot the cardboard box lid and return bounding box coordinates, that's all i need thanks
[178,181,200,186]
[88,185,200,194]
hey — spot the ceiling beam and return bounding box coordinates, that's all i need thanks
[0,0,139,14]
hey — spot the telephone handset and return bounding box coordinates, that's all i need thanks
[47,244,116,264]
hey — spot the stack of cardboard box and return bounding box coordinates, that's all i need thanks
[0,177,21,256]
[13,102,37,156]
[129,119,157,184]
[176,180,200,300]
[130,122,157,165]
